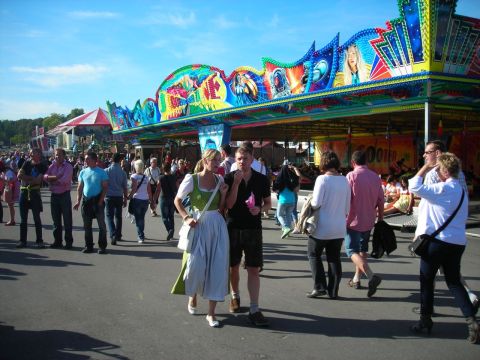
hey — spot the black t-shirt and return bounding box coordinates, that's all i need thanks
[20,160,48,187]
[224,169,271,229]
[159,174,177,200]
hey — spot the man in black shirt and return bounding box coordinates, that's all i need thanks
[17,148,48,248]
[224,142,271,326]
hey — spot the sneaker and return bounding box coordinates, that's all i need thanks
[98,248,107,254]
[167,229,174,241]
[281,227,292,239]
[248,311,269,327]
[367,275,382,297]
[16,241,27,248]
[82,247,94,253]
[229,297,241,313]
[306,289,327,298]
[138,238,144,244]
[34,242,46,249]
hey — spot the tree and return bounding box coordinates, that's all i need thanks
[11,133,27,145]
[67,108,85,120]
[42,113,65,130]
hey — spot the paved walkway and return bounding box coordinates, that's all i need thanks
[1,189,479,359]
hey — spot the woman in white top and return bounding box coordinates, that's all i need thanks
[129,160,153,243]
[144,157,161,216]
[408,152,478,343]
[307,151,351,299]
[171,149,229,328]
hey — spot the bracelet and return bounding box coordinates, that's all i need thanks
[183,214,192,221]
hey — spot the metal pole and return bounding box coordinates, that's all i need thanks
[424,79,431,145]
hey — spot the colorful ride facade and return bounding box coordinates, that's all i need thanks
[107,0,480,174]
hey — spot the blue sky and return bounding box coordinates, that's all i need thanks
[1,0,479,120]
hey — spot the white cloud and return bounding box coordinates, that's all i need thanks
[212,15,238,29]
[68,11,120,19]
[268,14,280,28]
[11,64,108,87]
[0,99,71,120]
[143,11,196,28]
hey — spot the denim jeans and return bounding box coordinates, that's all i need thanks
[51,191,73,245]
[277,202,295,229]
[19,190,43,243]
[420,239,474,317]
[160,197,175,232]
[105,196,123,241]
[81,198,107,250]
[132,198,149,240]
[307,237,343,297]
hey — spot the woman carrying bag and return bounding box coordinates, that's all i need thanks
[129,160,153,244]
[171,149,229,328]
[408,152,478,344]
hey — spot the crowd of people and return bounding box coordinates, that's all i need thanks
[0,141,478,342]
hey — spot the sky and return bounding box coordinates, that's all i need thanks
[1,0,479,121]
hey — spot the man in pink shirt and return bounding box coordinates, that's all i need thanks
[44,148,74,249]
[345,150,384,297]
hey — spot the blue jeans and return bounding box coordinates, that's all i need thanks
[277,202,295,229]
[308,237,343,297]
[51,191,73,245]
[160,197,175,232]
[419,239,474,317]
[105,196,123,241]
[19,190,43,244]
[345,228,371,257]
[132,198,149,240]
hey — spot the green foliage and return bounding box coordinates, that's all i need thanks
[0,108,84,146]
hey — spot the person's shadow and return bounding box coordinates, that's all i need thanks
[0,323,130,360]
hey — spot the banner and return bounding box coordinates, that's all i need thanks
[198,124,231,153]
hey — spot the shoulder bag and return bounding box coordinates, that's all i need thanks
[128,175,146,214]
[409,190,465,257]
[178,175,221,252]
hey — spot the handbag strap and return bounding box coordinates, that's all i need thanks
[431,190,465,238]
[132,175,146,196]
[196,175,221,222]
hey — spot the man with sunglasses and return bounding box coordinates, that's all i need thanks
[412,140,478,315]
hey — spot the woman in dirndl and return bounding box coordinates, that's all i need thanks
[171,149,229,328]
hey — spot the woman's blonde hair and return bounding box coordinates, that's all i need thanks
[343,43,367,85]
[194,159,204,173]
[437,152,461,179]
[202,148,220,161]
[134,159,145,173]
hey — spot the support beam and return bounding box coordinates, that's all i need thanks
[424,79,432,145]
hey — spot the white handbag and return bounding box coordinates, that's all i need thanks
[177,176,221,252]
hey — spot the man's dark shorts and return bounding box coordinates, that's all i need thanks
[229,228,263,268]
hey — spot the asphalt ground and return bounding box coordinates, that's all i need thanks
[0,189,479,360]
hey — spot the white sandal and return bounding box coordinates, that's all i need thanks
[206,315,220,328]
[187,303,197,315]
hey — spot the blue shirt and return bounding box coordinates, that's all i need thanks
[105,163,127,197]
[279,187,295,204]
[79,167,108,198]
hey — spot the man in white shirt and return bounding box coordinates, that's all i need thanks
[413,140,478,315]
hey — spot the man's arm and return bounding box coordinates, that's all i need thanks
[225,172,243,209]
[73,181,84,210]
[98,180,108,205]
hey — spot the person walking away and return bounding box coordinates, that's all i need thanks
[44,148,74,249]
[17,148,48,248]
[159,162,177,241]
[171,149,229,328]
[345,150,384,297]
[105,153,128,245]
[307,151,350,299]
[73,151,109,254]
[272,164,299,239]
[144,157,161,216]
[224,142,272,326]
[129,160,153,244]
[1,161,19,226]
[408,152,479,344]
